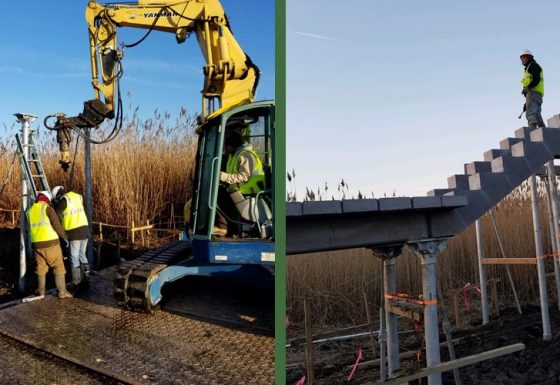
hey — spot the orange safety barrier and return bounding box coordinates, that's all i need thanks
[536,252,560,260]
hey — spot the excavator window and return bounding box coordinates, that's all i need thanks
[190,105,274,240]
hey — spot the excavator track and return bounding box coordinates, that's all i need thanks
[113,240,192,312]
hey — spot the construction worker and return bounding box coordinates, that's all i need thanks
[520,49,545,128]
[26,191,72,299]
[215,129,265,236]
[51,186,90,289]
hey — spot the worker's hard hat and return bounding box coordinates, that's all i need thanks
[37,190,52,201]
[51,185,65,200]
[520,49,533,57]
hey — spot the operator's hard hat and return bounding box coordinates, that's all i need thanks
[37,190,52,201]
[51,185,65,200]
[520,49,533,57]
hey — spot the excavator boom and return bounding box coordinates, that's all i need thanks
[85,0,259,118]
[45,0,260,170]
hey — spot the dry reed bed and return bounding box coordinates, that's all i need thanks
[287,183,559,326]
[0,108,197,229]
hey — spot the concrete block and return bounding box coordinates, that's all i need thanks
[341,199,379,213]
[427,188,453,197]
[514,126,533,139]
[491,154,530,174]
[286,202,303,216]
[411,196,442,209]
[547,114,560,128]
[531,127,560,157]
[491,155,532,188]
[378,197,412,211]
[511,141,551,171]
[441,195,468,207]
[447,174,469,190]
[483,149,508,162]
[499,137,523,151]
[465,161,491,175]
[302,200,342,216]
[469,172,512,201]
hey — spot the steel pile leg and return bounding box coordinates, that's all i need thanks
[410,240,447,385]
[85,128,94,268]
[14,113,37,293]
[383,248,401,376]
[546,161,560,308]
[475,219,490,324]
[530,174,552,341]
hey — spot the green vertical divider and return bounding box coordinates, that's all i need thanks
[275,0,286,383]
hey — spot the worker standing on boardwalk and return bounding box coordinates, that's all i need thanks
[51,186,90,289]
[520,49,545,128]
[27,191,72,299]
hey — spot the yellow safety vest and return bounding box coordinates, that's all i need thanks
[27,202,59,243]
[61,191,88,230]
[225,145,265,194]
[521,63,544,96]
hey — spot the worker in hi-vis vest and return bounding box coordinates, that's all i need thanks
[26,191,72,299]
[520,49,545,128]
[51,185,90,289]
[215,128,265,237]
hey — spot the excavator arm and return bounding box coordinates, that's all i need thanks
[86,0,259,117]
[47,0,260,170]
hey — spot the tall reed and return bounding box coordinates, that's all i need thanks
[0,107,197,228]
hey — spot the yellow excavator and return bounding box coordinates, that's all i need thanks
[45,0,275,312]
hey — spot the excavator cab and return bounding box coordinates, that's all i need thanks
[188,100,275,267]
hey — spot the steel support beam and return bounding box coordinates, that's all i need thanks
[545,161,560,308]
[14,113,37,293]
[409,240,447,385]
[85,128,94,268]
[381,247,401,377]
[475,218,490,325]
[529,174,552,341]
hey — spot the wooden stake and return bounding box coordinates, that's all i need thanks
[363,290,376,358]
[304,299,315,385]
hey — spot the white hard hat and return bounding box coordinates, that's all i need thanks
[51,185,65,200]
[37,190,52,201]
[520,49,533,57]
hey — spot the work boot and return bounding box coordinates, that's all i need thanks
[36,274,46,296]
[80,263,90,290]
[72,267,81,286]
[70,267,82,292]
[80,263,90,279]
[213,226,227,237]
[54,274,73,299]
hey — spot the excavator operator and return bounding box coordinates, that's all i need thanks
[214,128,265,237]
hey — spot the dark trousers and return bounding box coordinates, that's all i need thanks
[216,186,241,234]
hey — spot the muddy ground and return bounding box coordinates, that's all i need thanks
[287,303,560,385]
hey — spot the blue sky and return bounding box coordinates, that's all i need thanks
[287,0,560,198]
[0,1,274,134]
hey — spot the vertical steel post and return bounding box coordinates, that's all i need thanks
[14,113,37,293]
[378,257,387,381]
[475,218,490,324]
[411,240,447,385]
[383,253,400,376]
[379,306,387,382]
[529,174,552,340]
[85,128,94,268]
[546,161,560,308]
